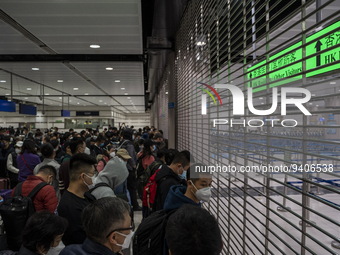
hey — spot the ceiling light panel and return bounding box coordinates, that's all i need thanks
[0,62,106,96]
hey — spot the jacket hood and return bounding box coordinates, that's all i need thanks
[163,185,200,211]
[94,156,129,189]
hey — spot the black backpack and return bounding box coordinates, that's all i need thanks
[0,181,47,251]
[133,209,176,255]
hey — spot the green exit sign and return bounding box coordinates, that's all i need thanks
[247,20,340,92]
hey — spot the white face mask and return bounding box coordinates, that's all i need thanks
[15,148,21,154]
[110,151,116,158]
[116,231,135,250]
[83,174,96,190]
[190,180,212,203]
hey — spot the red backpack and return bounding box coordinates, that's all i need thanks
[142,167,162,209]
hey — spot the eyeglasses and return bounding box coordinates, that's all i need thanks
[106,221,135,238]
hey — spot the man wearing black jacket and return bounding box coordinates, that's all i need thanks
[154,151,190,211]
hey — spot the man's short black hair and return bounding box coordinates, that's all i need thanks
[50,139,59,149]
[40,143,54,158]
[22,211,68,253]
[69,138,85,154]
[96,135,106,143]
[181,150,195,164]
[37,165,57,178]
[153,133,163,140]
[165,205,222,255]
[81,197,131,244]
[171,151,190,167]
[69,153,97,181]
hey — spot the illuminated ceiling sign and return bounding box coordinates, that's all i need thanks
[247,21,340,92]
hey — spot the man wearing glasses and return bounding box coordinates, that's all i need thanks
[60,197,134,255]
[57,153,98,246]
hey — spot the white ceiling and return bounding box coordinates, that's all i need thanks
[0,0,144,114]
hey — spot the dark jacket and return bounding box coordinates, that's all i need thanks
[154,165,186,211]
[60,238,120,255]
[163,185,200,212]
[17,246,39,255]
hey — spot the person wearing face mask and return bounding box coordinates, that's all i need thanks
[154,151,190,212]
[11,165,58,213]
[91,135,106,157]
[163,163,213,213]
[60,197,133,255]
[18,211,68,255]
[6,141,23,188]
[87,149,130,201]
[33,143,61,201]
[57,153,97,246]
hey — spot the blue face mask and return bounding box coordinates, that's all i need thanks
[179,170,187,180]
[153,145,157,151]
[100,143,105,147]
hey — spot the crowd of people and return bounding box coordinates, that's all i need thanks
[0,124,223,255]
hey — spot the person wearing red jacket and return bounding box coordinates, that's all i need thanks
[12,165,58,213]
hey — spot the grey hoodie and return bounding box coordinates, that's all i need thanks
[91,156,129,199]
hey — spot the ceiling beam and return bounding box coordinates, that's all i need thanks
[7,95,144,97]
[0,54,144,62]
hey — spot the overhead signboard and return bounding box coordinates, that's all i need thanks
[19,104,37,115]
[76,111,99,116]
[247,20,340,92]
[0,100,15,112]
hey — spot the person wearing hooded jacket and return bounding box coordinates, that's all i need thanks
[153,152,190,212]
[163,163,213,212]
[89,149,130,200]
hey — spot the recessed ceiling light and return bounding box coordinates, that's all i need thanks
[106,67,113,71]
[115,80,121,83]
[45,93,50,95]
[84,93,89,95]
[0,80,6,83]
[124,93,128,95]
[59,97,62,99]
[259,97,263,100]
[261,102,265,104]
[99,100,103,103]
[57,80,63,83]
[77,102,80,105]
[330,82,336,85]
[309,103,313,105]
[27,88,32,91]
[90,44,100,48]
[104,102,107,105]
[127,97,131,99]
[73,88,79,90]
[8,100,11,102]
[5,93,9,95]
[316,105,319,107]
[165,92,168,95]
[24,97,28,99]
[32,67,39,71]
[121,88,125,90]
[69,100,72,102]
